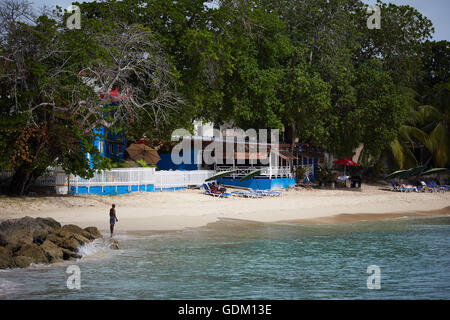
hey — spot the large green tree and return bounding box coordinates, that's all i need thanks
[0,0,181,194]
[390,41,450,169]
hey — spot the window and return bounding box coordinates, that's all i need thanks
[98,141,103,153]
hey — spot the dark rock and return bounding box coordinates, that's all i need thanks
[84,226,102,239]
[62,248,81,260]
[62,225,93,240]
[60,238,81,252]
[14,243,48,264]
[33,235,45,246]
[35,217,61,230]
[109,239,120,250]
[71,233,90,246]
[0,217,98,268]
[40,240,64,263]
[0,216,60,246]
[14,256,34,268]
[0,246,15,269]
[0,232,7,246]
[45,233,64,247]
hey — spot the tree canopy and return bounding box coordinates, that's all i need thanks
[0,0,444,194]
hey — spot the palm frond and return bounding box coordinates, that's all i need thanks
[429,122,450,167]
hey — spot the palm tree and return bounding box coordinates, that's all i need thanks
[390,82,449,169]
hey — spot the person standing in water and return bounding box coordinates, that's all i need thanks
[109,204,118,237]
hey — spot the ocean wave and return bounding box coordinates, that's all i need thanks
[77,238,119,259]
[0,279,23,296]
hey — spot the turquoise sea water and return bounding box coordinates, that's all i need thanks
[1,216,449,299]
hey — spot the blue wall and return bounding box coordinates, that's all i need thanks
[105,130,127,161]
[217,177,296,190]
[70,184,154,195]
[86,127,127,165]
[157,150,200,171]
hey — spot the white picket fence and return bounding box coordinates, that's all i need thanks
[1,167,216,194]
[153,170,215,189]
[69,167,157,187]
[61,168,216,194]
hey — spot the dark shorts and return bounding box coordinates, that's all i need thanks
[110,217,116,225]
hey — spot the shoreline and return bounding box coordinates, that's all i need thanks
[276,206,450,225]
[0,185,449,231]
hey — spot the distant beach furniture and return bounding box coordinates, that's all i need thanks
[203,183,231,198]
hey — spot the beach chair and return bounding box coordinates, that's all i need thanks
[266,190,282,197]
[389,181,404,192]
[427,180,448,192]
[420,181,436,193]
[404,185,418,192]
[203,183,231,198]
[231,190,262,198]
[253,190,281,197]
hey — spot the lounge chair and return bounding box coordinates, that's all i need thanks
[425,180,447,192]
[203,183,231,198]
[231,190,262,198]
[253,190,282,197]
[389,181,404,192]
[404,185,418,192]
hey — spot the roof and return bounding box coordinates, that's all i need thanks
[271,149,297,160]
[180,135,291,148]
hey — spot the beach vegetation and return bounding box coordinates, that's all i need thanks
[0,0,444,193]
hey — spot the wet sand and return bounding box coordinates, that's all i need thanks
[277,206,450,225]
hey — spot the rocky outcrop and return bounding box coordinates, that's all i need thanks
[108,239,120,250]
[84,226,102,239]
[0,246,15,269]
[62,225,95,240]
[0,217,104,269]
[40,240,64,262]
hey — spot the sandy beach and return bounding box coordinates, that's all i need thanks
[0,184,449,232]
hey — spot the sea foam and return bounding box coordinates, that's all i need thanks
[77,238,120,260]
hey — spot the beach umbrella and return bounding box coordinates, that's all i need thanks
[239,169,262,181]
[420,168,448,176]
[385,170,407,180]
[239,169,263,190]
[385,166,425,180]
[205,170,236,182]
[126,143,161,165]
[405,166,425,178]
[333,157,360,175]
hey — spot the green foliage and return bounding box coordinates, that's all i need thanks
[317,166,337,184]
[0,0,440,192]
[295,166,307,181]
[136,159,149,167]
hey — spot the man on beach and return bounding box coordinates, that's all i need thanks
[109,204,118,237]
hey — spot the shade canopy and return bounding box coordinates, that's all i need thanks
[420,167,449,176]
[333,158,360,166]
[385,166,425,180]
[384,170,407,180]
[205,170,236,182]
[239,169,262,181]
[126,143,161,165]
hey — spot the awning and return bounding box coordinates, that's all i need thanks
[271,150,297,160]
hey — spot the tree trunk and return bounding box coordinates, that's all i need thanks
[8,167,42,195]
[290,122,299,154]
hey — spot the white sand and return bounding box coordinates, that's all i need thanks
[0,184,449,232]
